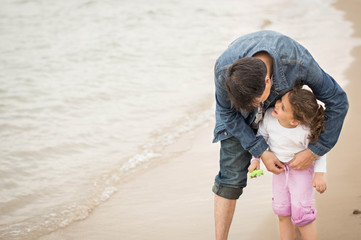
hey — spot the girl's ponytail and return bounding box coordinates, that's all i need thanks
[288,87,326,144]
[309,105,326,144]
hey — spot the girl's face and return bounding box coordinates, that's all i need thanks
[272,92,300,128]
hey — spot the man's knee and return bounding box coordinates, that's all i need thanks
[212,182,243,200]
[215,137,250,193]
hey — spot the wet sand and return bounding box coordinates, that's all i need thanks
[40,1,361,239]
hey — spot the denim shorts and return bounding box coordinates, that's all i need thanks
[212,136,251,199]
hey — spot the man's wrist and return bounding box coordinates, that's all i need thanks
[309,148,320,159]
[259,147,270,158]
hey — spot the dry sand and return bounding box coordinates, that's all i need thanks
[40,1,361,239]
[314,1,361,239]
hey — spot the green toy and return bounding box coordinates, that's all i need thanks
[249,169,264,178]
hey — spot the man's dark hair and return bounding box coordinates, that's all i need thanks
[225,57,267,112]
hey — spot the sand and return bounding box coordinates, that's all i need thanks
[40,1,361,239]
[313,1,361,239]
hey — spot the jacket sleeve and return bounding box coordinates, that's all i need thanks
[302,49,349,156]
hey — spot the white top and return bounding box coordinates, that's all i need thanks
[258,108,326,173]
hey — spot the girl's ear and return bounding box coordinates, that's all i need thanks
[290,119,301,127]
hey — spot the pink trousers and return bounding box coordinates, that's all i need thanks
[272,163,317,226]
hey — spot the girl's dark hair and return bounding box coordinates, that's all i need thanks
[225,57,267,112]
[288,87,326,144]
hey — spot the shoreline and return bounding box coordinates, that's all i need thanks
[39,1,361,239]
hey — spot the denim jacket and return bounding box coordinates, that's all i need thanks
[213,30,348,157]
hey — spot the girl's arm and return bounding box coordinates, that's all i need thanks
[313,172,326,193]
[313,155,327,193]
[248,157,261,173]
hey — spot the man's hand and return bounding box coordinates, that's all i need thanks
[289,149,316,170]
[260,151,284,174]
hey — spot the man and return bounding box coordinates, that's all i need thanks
[212,30,348,240]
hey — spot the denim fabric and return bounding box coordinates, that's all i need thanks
[212,136,251,199]
[213,30,348,157]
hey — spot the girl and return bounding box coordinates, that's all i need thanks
[249,87,327,240]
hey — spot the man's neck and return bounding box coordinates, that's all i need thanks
[253,51,273,78]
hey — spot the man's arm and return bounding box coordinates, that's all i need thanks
[303,50,349,156]
[290,50,348,170]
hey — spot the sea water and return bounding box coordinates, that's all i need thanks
[0,0,358,239]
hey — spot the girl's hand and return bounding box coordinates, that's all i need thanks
[313,172,327,193]
[248,158,260,173]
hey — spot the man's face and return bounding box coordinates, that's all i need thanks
[253,77,272,109]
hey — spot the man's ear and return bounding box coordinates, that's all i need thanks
[265,76,271,85]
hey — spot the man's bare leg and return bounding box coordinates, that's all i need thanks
[214,194,237,240]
